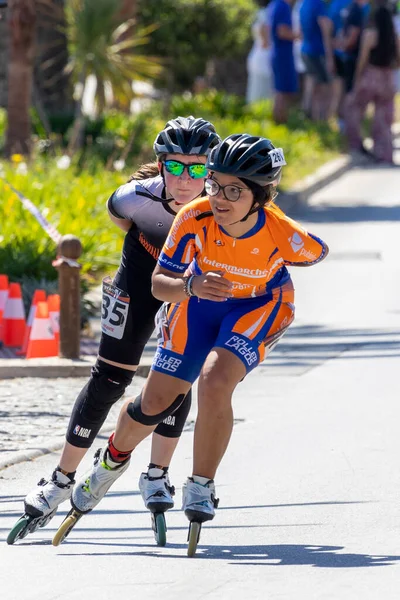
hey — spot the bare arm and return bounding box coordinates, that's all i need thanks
[277,23,299,42]
[260,23,270,48]
[107,205,132,233]
[318,16,334,72]
[152,264,233,303]
[343,25,361,53]
[354,28,375,86]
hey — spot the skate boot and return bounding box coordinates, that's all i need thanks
[182,477,219,557]
[52,446,130,546]
[7,469,75,545]
[138,467,175,546]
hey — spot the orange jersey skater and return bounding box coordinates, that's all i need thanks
[152,197,328,383]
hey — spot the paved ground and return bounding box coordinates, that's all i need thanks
[1,161,400,599]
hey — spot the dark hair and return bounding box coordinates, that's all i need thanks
[369,5,397,66]
[240,178,277,210]
[127,162,159,182]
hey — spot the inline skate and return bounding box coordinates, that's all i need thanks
[138,468,175,546]
[52,446,130,545]
[182,477,219,557]
[7,469,74,545]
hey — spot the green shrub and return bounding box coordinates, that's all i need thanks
[0,158,126,283]
[137,0,257,91]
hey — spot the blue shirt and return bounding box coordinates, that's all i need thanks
[328,0,352,36]
[343,2,366,59]
[271,0,294,63]
[300,0,327,56]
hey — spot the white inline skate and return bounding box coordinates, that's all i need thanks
[52,446,130,546]
[7,470,74,545]
[138,469,175,546]
[182,477,219,557]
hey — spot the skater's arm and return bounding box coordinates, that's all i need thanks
[107,206,132,232]
[152,266,232,303]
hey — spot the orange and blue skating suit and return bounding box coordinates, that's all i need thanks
[152,198,328,383]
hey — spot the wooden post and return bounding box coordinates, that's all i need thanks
[54,234,82,359]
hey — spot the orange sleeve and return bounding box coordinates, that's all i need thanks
[266,204,329,266]
[157,206,198,273]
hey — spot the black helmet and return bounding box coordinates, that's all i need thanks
[206,133,286,186]
[154,116,220,158]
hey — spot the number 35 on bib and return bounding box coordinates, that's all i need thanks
[101,276,130,340]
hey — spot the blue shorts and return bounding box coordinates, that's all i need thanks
[272,58,298,94]
[152,285,295,384]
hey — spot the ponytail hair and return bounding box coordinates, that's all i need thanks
[127,161,159,182]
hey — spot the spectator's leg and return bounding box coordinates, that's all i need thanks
[344,88,370,153]
[330,76,345,123]
[273,91,287,123]
[302,74,314,117]
[372,79,395,163]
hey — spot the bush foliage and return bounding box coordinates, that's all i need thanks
[136,0,257,91]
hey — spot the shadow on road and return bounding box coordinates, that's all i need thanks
[259,324,400,372]
[50,542,400,568]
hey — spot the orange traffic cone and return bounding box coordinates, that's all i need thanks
[26,301,58,359]
[47,294,60,350]
[0,274,9,344]
[16,289,47,356]
[3,282,26,348]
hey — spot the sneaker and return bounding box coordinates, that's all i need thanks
[182,477,219,523]
[138,471,175,513]
[72,447,130,513]
[24,470,75,518]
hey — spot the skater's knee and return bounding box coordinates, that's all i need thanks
[82,360,134,417]
[66,360,134,447]
[200,368,235,402]
[127,391,186,426]
[91,360,134,403]
[154,390,192,437]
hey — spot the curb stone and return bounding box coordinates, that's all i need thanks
[0,355,153,379]
[0,152,355,380]
[0,428,114,472]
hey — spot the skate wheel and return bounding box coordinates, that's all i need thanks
[187,521,201,557]
[52,512,79,546]
[7,516,31,545]
[154,513,167,547]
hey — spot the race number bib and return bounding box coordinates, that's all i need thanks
[101,276,130,340]
[269,148,286,167]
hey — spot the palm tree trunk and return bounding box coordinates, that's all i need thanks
[68,69,87,154]
[120,0,137,20]
[5,0,37,157]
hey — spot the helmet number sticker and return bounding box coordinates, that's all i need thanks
[101,276,130,340]
[269,148,286,167]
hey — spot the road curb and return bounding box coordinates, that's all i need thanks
[0,355,153,379]
[0,426,115,472]
[0,438,68,471]
[279,154,352,211]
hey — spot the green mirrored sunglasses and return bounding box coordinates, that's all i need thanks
[163,159,207,179]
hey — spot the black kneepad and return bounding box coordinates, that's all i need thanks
[154,389,192,438]
[90,360,134,406]
[127,392,186,426]
[66,360,134,447]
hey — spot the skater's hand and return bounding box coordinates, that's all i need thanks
[191,270,233,302]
